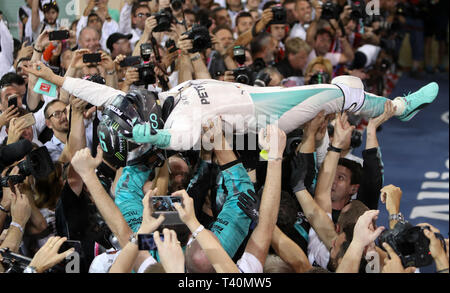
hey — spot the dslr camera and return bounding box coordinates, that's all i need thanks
[153,8,173,32]
[271,5,287,24]
[321,0,339,20]
[171,0,185,11]
[378,221,438,268]
[349,0,366,20]
[134,43,156,86]
[182,24,212,53]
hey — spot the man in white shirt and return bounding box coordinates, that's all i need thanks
[289,0,312,40]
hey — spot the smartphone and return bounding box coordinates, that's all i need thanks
[58,240,82,255]
[138,234,164,250]
[152,196,182,212]
[152,196,184,225]
[83,53,102,63]
[15,113,36,128]
[49,30,70,41]
[119,56,141,67]
[7,95,18,108]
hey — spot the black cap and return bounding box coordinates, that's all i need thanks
[106,33,132,53]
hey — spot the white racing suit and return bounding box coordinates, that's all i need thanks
[62,76,387,151]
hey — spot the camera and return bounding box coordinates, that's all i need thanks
[378,221,436,268]
[253,71,272,87]
[308,70,330,85]
[134,43,156,86]
[232,66,254,85]
[182,24,211,53]
[271,5,287,24]
[233,46,246,65]
[321,0,339,20]
[349,0,366,20]
[0,146,54,188]
[153,8,173,32]
[171,0,185,11]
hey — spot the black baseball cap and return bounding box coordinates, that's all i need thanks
[106,33,132,52]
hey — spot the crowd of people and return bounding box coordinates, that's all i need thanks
[0,0,447,274]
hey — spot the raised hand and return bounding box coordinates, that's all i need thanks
[71,146,103,178]
[237,189,261,223]
[137,188,165,234]
[381,242,416,273]
[28,236,75,273]
[332,112,355,149]
[153,228,185,273]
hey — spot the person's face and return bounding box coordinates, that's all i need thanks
[227,0,242,8]
[331,165,354,204]
[17,60,30,84]
[20,125,34,142]
[168,157,190,193]
[184,13,196,28]
[236,16,253,35]
[215,9,231,28]
[199,0,213,7]
[270,24,286,41]
[311,63,327,74]
[44,8,58,25]
[284,2,298,25]
[114,38,132,56]
[133,6,151,31]
[79,28,101,52]
[46,102,69,133]
[215,29,234,50]
[247,0,261,9]
[315,33,332,56]
[296,0,312,23]
[0,86,22,111]
[288,49,308,70]
[88,15,103,32]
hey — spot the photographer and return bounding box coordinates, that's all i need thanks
[276,37,311,79]
[304,56,333,85]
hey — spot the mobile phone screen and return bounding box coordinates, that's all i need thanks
[138,234,164,250]
[49,30,70,41]
[8,96,18,108]
[83,53,102,63]
[152,196,182,212]
[58,240,82,255]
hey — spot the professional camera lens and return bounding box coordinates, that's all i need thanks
[233,46,246,65]
[254,71,271,87]
[171,0,185,11]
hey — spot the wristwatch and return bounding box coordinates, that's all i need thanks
[129,232,138,245]
[327,144,342,153]
[389,212,405,223]
[190,53,201,62]
[106,69,116,75]
[23,266,37,273]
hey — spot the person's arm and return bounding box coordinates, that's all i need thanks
[99,51,119,89]
[174,189,240,273]
[177,35,194,83]
[418,223,449,273]
[59,49,91,104]
[23,61,126,107]
[244,125,285,267]
[0,19,14,73]
[132,16,157,57]
[119,0,133,34]
[232,8,273,51]
[27,30,51,112]
[0,186,31,253]
[153,228,185,273]
[31,0,40,35]
[191,53,211,79]
[338,36,354,64]
[271,225,312,273]
[314,112,355,214]
[357,101,396,209]
[381,242,416,273]
[71,147,133,248]
[109,188,165,273]
[380,184,402,229]
[26,236,75,273]
[336,210,385,273]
